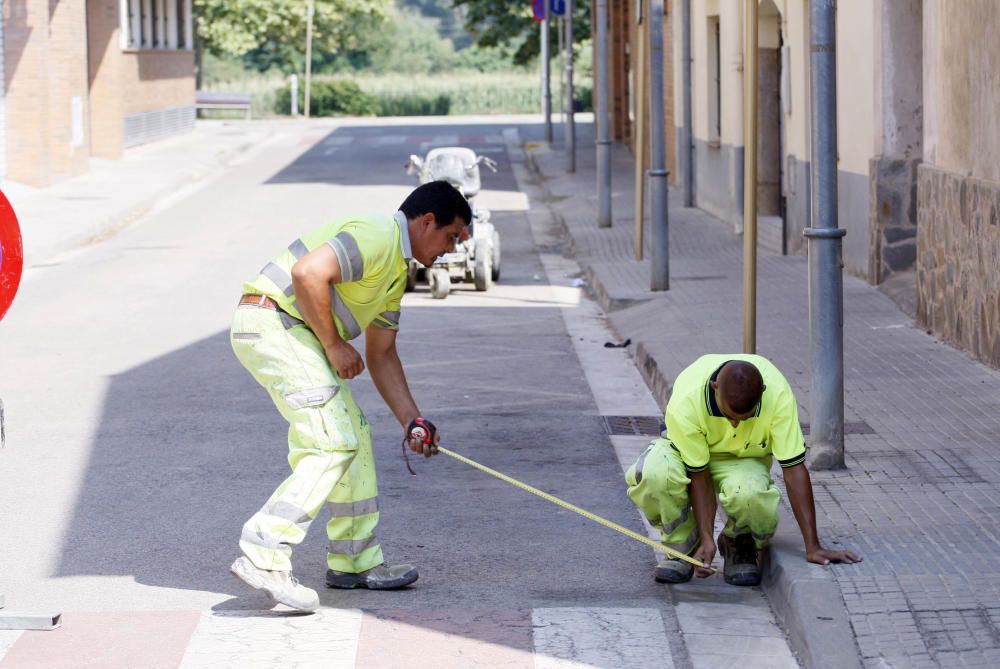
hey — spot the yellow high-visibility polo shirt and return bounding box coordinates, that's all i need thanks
[664,354,807,473]
[243,211,411,340]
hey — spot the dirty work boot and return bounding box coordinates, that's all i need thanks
[230,556,320,611]
[654,554,694,584]
[326,563,419,590]
[718,532,761,586]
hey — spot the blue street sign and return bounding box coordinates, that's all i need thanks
[532,0,544,21]
[550,0,566,16]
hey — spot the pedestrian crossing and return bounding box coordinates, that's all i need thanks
[0,606,673,668]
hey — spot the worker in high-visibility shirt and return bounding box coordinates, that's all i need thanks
[229,181,472,611]
[626,354,861,586]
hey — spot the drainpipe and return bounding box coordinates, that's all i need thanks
[681,0,694,206]
[805,0,845,470]
[649,0,669,290]
[566,0,576,172]
[596,0,612,227]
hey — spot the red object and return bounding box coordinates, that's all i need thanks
[532,0,545,21]
[0,189,23,322]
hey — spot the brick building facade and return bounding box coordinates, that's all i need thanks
[1,0,195,187]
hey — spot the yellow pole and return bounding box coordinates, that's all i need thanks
[304,0,314,119]
[742,0,759,354]
[633,10,648,261]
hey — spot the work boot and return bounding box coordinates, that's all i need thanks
[718,532,761,586]
[326,563,419,590]
[654,554,694,584]
[230,556,320,611]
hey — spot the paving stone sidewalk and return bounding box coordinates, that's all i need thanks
[520,122,1000,669]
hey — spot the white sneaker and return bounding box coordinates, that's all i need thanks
[230,556,320,611]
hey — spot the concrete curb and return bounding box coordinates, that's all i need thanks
[762,518,864,669]
[517,129,863,669]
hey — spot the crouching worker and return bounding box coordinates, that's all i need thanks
[626,354,861,586]
[229,181,472,611]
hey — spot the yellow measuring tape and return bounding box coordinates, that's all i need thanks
[438,446,714,573]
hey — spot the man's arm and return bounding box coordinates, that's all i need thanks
[291,246,364,379]
[688,470,718,576]
[365,325,438,457]
[782,463,862,565]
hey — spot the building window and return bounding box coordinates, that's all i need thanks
[707,16,721,143]
[121,0,192,50]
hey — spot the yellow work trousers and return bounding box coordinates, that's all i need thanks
[230,302,383,573]
[625,438,780,554]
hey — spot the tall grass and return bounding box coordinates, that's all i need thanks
[203,70,589,118]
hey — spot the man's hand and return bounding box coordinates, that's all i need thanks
[692,539,716,578]
[807,546,862,566]
[325,341,364,379]
[406,417,440,458]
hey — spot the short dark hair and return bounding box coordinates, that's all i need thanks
[718,361,764,415]
[399,180,472,228]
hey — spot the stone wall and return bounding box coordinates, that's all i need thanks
[869,157,920,283]
[916,163,1000,368]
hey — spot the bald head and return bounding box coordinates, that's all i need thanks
[716,361,764,416]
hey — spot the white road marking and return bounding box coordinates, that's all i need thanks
[0,630,23,661]
[178,609,362,669]
[532,607,673,669]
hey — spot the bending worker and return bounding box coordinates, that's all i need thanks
[626,354,862,586]
[229,181,472,611]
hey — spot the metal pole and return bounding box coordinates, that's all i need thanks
[542,4,553,143]
[596,0,612,227]
[566,0,576,172]
[681,0,694,206]
[290,75,299,116]
[649,0,668,290]
[806,0,845,470]
[304,0,314,119]
[742,0,758,353]
[633,5,647,261]
[558,16,565,127]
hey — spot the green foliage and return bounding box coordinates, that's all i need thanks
[194,0,389,71]
[274,78,379,116]
[354,72,544,115]
[450,0,590,66]
[374,92,452,116]
[365,6,456,74]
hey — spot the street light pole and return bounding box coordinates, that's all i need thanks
[649,0,669,291]
[565,0,576,172]
[596,0,612,227]
[304,0,314,119]
[806,0,846,470]
[542,2,553,143]
[742,0,759,353]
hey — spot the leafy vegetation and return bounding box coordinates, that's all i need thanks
[196,0,593,117]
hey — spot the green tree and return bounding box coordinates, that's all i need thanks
[194,0,389,71]
[449,0,590,66]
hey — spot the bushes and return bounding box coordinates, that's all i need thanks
[273,79,378,117]
[374,93,451,117]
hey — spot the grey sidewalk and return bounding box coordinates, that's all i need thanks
[522,122,1000,669]
[1,120,279,269]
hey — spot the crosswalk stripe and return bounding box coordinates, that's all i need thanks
[178,609,362,669]
[356,608,533,668]
[531,607,674,669]
[0,631,23,663]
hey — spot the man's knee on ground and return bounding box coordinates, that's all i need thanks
[718,474,774,511]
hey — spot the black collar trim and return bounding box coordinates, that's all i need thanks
[704,360,762,419]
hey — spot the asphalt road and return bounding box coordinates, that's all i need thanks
[0,120,664,614]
